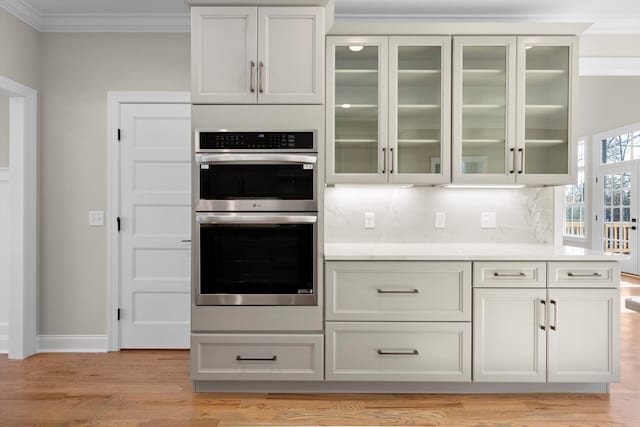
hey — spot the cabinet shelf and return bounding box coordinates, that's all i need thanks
[525,139,566,146]
[398,69,441,84]
[462,138,504,145]
[336,138,378,144]
[336,69,378,86]
[463,69,505,85]
[462,104,505,118]
[398,139,440,144]
[526,69,567,84]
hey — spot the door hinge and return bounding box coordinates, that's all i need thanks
[117,308,121,321]
[116,217,121,232]
[595,177,598,183]
[595,215,598,221]
[117,128,121,141]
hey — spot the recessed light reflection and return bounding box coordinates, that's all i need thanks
[341,104,352,109]
[348,45,364,52]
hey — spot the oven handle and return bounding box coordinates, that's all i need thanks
[196,213,318,225]
[196,154,317,164]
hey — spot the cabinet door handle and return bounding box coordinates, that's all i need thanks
[258,61,264,93]
[549,300,558,331]
[390,147,394,174]
[236,355,277,362]
[518,148,524,174]
[377,288,419,294]
[249,61,256,93]
[382,147,386,174]
[493,272,526,277]
[509,148,515,174]
[539,299,546,331]
[567,272,602,278]
[377,349,419,356]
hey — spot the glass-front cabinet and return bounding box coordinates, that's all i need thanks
[326,36,451,184]
[452,36,577,185]
[517,36,577,185]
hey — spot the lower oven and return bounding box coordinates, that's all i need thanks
[194,212,317,306]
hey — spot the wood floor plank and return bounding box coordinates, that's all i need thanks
[2,292,640,426]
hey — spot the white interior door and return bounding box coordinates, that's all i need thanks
[595,163,638,274]
[119,103,191,349]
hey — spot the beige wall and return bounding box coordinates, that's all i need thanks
[0,96,7,167]
[0,8,41,90]
[40,33,189,334]
[579,76,640,137]
[0,7,41,171]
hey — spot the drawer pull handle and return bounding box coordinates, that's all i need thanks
[567,272,602,277]
[540,299,546,331]
[236,355,277,362]
[377,289,419,294]
[493,272,526,277]
[377,349,419,356]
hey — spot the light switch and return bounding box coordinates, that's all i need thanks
[435,212,446,229]
[480,212,497,229]
[88,210,105,227]
[364,212,375,229]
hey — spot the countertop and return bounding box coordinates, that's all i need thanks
[324,243,626,261]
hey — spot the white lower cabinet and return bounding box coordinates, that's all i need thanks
[326,261,471,321]
[473,288,547,382]
[547,288,620,383]
[325,322,471,382]
[191,334,323,381]
[474,282,620,383]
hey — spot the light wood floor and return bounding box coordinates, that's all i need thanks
[2,280,640,426]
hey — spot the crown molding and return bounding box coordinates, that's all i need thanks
[0,0,42,30]
[40,13,189,32]
[0,1,189,32]
[335,14,640,35]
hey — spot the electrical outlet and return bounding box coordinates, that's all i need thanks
[435,212,446,229]
[88,210,105,227]
[480,212,497,229]
[364,212,375,229]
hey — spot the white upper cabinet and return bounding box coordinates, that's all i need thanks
[326,36,388,184]
[452,35,577,185]
[452,36,517,184]
[326,36,451,184]
[192,6,323,104]
[517,36,578,185]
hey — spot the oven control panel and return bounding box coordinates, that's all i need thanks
[199,131,315,150]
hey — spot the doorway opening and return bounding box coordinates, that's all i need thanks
[0,75,38,359]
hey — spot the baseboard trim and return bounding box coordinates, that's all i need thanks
[37,335,108,353]
[0,335,7,353]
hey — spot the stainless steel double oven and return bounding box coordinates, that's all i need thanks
[193,129,318,306]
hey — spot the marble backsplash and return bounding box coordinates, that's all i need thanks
[324,187,554,244]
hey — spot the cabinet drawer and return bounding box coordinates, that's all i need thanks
[473,261,546,288]
[325,261,471,321]
[325,322,471,382]
[548,262,620,288]
[191,334,323,381]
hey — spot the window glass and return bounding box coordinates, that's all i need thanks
[563,138,586,238]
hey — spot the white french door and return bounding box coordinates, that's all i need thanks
[595,163,638,274]
[119,103,191,348]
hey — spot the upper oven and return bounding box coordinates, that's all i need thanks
[194,130,317,212]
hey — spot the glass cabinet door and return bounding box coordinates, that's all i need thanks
[518,36,576,185]
[452,37,517,184]
[389,36,451,184]
[327,37,388,184]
